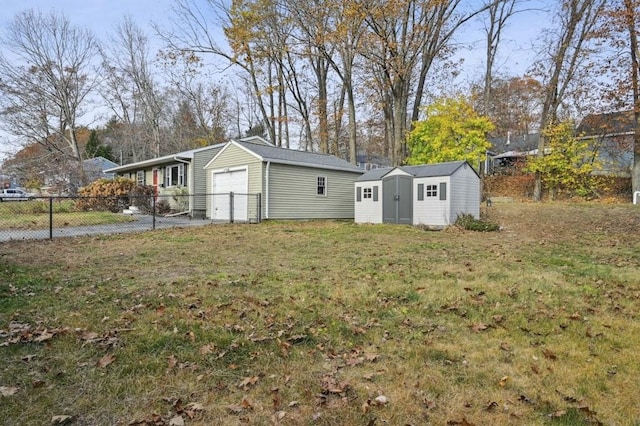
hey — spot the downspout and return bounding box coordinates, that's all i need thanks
[265,161,270,219]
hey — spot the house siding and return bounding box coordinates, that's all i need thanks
[267,164,360,219]
[450,165,480,222]
[205,144,263,219]
[354,183,383,223]
[413,176,452,226]
[192,147,223,217]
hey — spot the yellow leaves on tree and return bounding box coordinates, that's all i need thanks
[525,121,601,199]
[406,96,494,166]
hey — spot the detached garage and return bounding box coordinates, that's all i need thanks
[204,137,364,221]
[355,160,480,227]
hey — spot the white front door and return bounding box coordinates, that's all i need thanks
[212,168,248,221]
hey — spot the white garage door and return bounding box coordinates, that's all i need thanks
[212,169,248,221]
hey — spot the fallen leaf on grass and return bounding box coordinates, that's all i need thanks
[237,376,259,390]
[96,354,116,368]
[34,330,55,343]
[542,348,557,360]
[373,395,388,405]
[199,344,215,354]
[227,398,254,414]
[51,415,74,424]
[499,376,509,387]
[0,386,19,396]
[485,401,499,411]
[471,323,490,332]
[167,355,178,371]
[320,375,349,394]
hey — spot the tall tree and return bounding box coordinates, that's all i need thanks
[101,16,166,160]
[406,96,494,166]
[531,0,606,201]
[620,0,640,194]
[481,0,520,115]
[0,10,99,185]
[360,0,489,166]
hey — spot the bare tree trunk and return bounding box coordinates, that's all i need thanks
[533,0,605,201]
[624,0,640,195]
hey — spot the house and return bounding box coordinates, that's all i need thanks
[83,157,120,182]
[203,138,364,221]
[354,160,480,227]
[104,140,238,216]
[576,111,634,176]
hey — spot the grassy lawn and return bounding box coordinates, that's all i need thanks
[0,200,135,230]
[0,202,639,425]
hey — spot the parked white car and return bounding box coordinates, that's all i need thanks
[0,188,36,201]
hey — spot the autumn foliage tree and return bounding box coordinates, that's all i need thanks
[525,121,601,198]
[406,96,494,166]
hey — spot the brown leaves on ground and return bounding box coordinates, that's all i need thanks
[96,353,116,368]
[0,322,67,346]
[129,399,205,425]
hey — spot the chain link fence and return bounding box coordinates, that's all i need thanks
[0,192,262,242]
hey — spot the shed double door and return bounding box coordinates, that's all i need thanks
[382,175,413,224]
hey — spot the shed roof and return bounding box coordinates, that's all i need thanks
[357,160,474,182]
[233,140,364,173]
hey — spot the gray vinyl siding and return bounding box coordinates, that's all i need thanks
[449,166,480,221]
[192,147,223,217]
[266,163,360,219]
[205,144,263,219]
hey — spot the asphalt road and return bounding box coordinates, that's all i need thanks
[0,215,218,242]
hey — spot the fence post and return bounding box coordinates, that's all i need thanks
[257,193,262,223]
[49,197,53,240]
[152,195,156,230]
[229,192,234,224]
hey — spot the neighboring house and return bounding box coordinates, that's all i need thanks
[576,111,634,176]
[487,133,540,174]
[354,160,480,228]
[356,152,391,170]
[203,138,364,221]
[83,157,120,182]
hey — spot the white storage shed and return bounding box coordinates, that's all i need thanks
[354,160,480,227]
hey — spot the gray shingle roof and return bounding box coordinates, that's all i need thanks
[357,160,473,181]
[236,141,364,173]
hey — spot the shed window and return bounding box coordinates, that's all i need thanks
[317,176,327,196]
[136,171,145,186]
[363,188,372,199]
[165,164,185,187]
[426,184,438,197]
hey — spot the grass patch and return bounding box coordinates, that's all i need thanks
[0,200,135,230]
[0,203,639,425]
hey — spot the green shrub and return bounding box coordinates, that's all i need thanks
[455,213,500,232]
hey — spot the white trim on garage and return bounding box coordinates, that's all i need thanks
[211,166,249,221]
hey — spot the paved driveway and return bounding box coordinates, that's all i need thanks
[0,215,217,242]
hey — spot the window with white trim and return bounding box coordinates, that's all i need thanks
[165,164,185,187]
[363,187,372,199]
[425,184,438,197]
[136,171,145,186]
[317,176,327,196]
